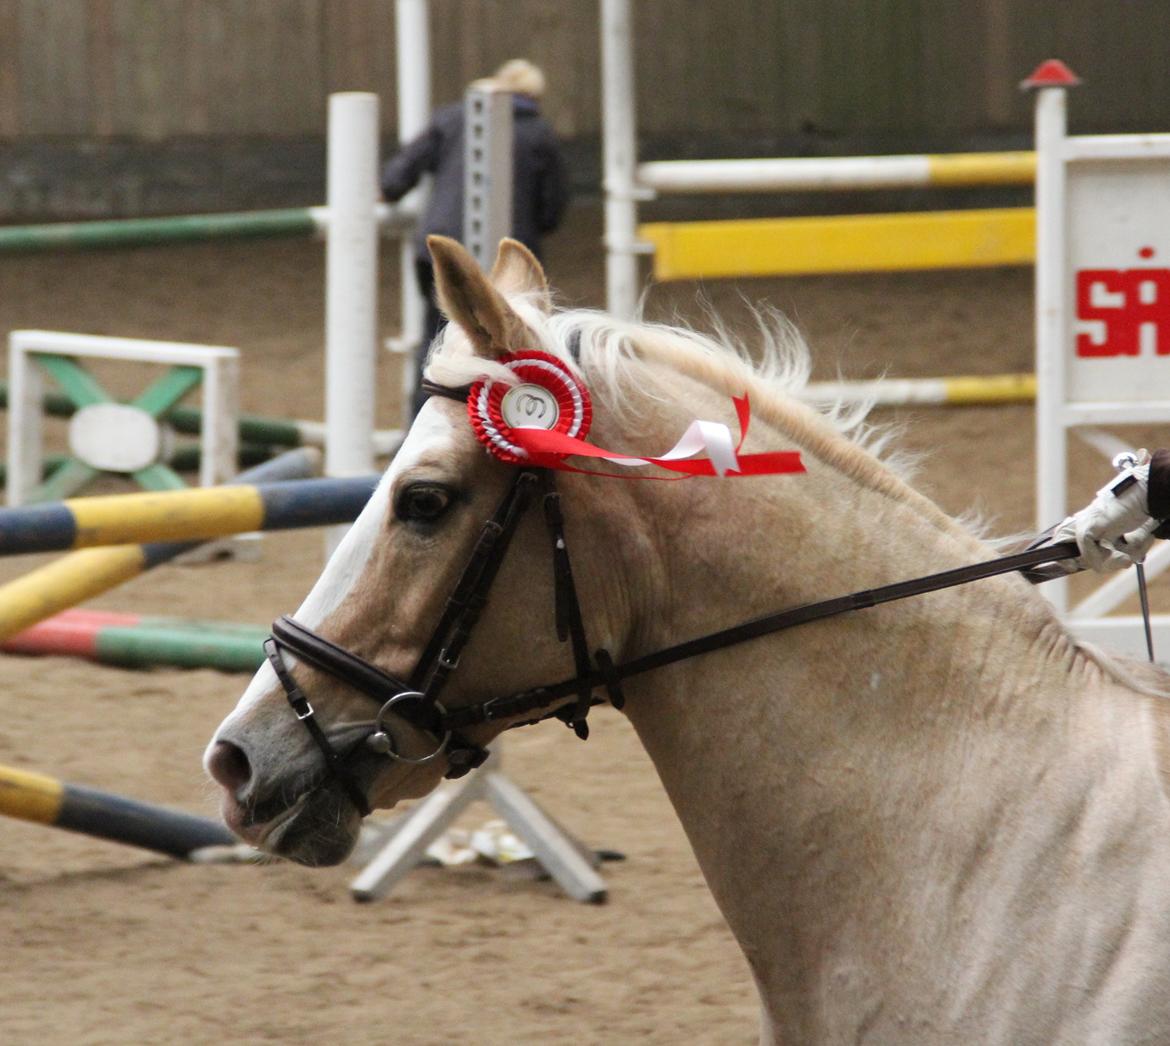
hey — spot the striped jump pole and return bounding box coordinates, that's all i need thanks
[0,443,276,488]
[0,202,404,254]
[599,0,1043,314]
[0,473,378,556]
[3,609,269,672]
[0,762,236,859]
[0,448,318,642]
[0,380,403,457]
[638,207,1036,281]
[635,151,1036,195]
[800,372,1037,408]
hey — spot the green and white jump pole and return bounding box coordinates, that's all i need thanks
[0,380,401,457]
[0,208,319,253]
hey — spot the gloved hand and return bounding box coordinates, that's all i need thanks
[1052,452,1159,572]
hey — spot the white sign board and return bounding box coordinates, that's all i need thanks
[1067,162,1170,403]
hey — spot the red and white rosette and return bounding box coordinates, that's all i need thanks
[467,350,804,479]
[468,351,592,465]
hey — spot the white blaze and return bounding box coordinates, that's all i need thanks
[212,407,457,728]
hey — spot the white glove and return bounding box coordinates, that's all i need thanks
[1052,456,1158,572]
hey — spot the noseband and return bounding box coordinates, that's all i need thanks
[265,383,1081,818]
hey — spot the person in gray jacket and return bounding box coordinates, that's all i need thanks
[381,59,570,415]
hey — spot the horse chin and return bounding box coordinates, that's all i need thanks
[261,788,362,867]
[269,800,360,865]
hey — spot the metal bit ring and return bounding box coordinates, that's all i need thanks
[367,691,452,766]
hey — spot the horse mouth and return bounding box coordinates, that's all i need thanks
[221,784,361,867]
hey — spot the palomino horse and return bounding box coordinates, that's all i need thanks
[207,236,1170,1043]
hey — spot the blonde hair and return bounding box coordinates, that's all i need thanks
[491,59,546,99]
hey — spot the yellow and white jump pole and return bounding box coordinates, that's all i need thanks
[636,151,1035,195]
[800,373,1036,409]
[640,208,1036,281]
[598,3,1041,298]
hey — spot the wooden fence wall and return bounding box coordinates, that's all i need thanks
[1,0,1168,144]
[0,1,1167,217]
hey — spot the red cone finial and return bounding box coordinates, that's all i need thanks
[1021,59,1081,90]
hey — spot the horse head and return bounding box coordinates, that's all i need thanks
[204,236,644,866]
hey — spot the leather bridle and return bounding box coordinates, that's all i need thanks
[264,383,1081,818]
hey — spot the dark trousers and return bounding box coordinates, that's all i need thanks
[411,258,447,418]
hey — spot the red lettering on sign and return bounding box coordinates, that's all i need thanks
[1076,267,1170,357]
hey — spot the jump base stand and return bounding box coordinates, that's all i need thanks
[350,748,606,904]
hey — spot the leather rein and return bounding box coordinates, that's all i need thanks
[264,383,1081,817]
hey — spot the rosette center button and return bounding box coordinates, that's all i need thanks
[501,383,560,429]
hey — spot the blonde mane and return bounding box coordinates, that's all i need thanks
[427,293,984,548]
[428,290,1170,702]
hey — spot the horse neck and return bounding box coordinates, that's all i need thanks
[609,409,1067,731]
[599,424,1163,1029]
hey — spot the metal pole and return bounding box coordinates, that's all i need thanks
[464,84,513,270]
[324,93,381,555]
[600,0,640,319]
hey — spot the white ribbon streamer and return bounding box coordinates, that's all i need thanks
[600,419,740,476]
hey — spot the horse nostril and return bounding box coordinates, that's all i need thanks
[207,740,253,794]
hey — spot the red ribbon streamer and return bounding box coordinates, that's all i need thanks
[508,393,805,478]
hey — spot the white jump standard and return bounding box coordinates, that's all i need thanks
[1028,60,1170,656]
[6,330,239,506]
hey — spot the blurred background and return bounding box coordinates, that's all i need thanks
[1,0,1168,219]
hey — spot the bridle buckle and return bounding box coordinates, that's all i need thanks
[480,695,505,722]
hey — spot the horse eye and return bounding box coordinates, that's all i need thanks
[396,484,454,524]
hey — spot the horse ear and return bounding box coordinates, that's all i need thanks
[427,235,532,359]
[490,238,551,313]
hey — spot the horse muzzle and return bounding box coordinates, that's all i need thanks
[205,735,364,866]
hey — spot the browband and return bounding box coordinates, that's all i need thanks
[421,380,473,403]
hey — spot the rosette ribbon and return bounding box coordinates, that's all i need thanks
[468,351,804,479]
[512,394,803,478]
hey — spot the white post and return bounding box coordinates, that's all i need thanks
[324,92,381,555]
[393,0,431,409]
[1032,83,1070,610]
[200,353,239,493]
[394,0,431,150]
[6,335,44,506]
[600,0,640,320]
[464,84,513,270]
